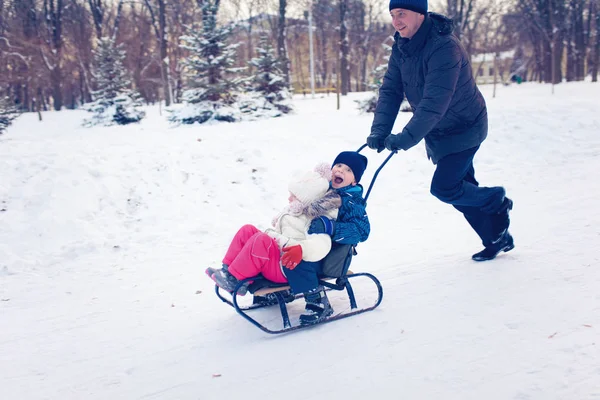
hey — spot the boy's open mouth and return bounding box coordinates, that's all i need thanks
[333,176,344,184]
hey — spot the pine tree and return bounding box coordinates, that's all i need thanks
[0,96,19,134]
[84,37,145,126]
[172,1,243,124]
[247,34,292,115]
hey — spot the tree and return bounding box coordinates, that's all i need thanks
[339,0,350,95]
[590,0,600,81]
[171,0,243,124]
[143,0,172,106]
[313,0,335,87]
[446,0,476,43]
[277,0,290,86]
[40,0,66,110]
[565,0,587,81]
[0,96,19,133]
[83,36,145,126]
[516,0,567,85]
[227,0,261,73]
[248,34,292,114]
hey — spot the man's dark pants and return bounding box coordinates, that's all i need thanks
[430,146,508,247]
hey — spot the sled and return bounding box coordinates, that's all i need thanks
[211,145,396,334]
[214,269,384,334]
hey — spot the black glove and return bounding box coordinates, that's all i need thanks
[308,216,336,236]
[366,134,387,153]
[384,133,409,151]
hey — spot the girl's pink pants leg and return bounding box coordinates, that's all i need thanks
[223,224,287,283]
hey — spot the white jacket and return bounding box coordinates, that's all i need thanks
[264,190,341,262]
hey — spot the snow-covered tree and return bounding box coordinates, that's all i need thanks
[170,1,244,124]
[356,37,411,114]
[83,37,145,127]
[0,97,19,134]
[246,34,292,115]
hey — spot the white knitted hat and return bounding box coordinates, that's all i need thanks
[288,163,332,204]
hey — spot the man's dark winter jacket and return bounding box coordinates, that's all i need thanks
[370,13,488,164]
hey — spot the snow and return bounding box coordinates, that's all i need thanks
[1,81,600,399]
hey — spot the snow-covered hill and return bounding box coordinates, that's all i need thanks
[1,82,599,400]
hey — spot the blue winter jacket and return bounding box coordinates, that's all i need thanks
[331,185,370,245]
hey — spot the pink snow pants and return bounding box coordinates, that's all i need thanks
[223,224,287,283]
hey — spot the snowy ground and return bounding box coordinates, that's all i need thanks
[1,82,599,400]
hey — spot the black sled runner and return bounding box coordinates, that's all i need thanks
[211,145,395,334]
[215,268,383,334]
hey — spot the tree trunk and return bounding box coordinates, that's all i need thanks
[553,36,563,84]
[45,0,65,110]
[317,27,328,87]
[113,0,124,39]
[593,0,600,82]
[573,0,586,80]
[88,0,104,39]
[492,52,498,98]
[277,0,290,86]
[339,0,350,95]
[246,24,253,73]
[566,28,575,81]
[50,66,63,110]
[542,20,563,83]
[357,1,369,92]
[360,55,367,91]
[158,0,171,106]
[0,0,5,35]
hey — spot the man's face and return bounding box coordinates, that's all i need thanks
[390,8,424,39]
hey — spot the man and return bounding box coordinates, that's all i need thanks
[366,0,514,261]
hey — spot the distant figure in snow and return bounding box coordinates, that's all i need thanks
[366,0,514,261]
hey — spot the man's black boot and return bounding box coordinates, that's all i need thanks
[472,231,515,261]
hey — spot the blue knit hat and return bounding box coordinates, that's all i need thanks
[333,151,368,183]
[389,0,427,14]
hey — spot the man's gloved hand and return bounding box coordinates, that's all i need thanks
[384,133,407,151]
[308,216,336,236]
[281,245,302,270]
[366,134,387,153]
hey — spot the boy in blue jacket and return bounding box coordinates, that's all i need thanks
[284,151,370,325]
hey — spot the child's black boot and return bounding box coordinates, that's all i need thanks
[207,266,249,296]
[299,286,333,325]
[252,290,295,306]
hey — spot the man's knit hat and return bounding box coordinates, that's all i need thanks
[389,0,428,14]
[333,151,368,183]
[288,163,332,204]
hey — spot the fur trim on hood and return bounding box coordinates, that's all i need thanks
[304,189,341,219]
[429,12,454,36]
[272,189,341,227]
